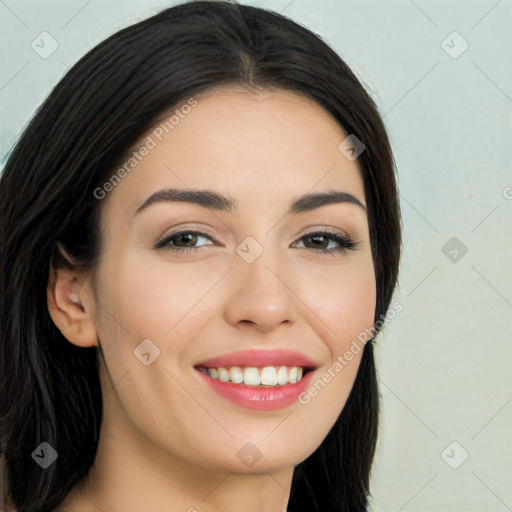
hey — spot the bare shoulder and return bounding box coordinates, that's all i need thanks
[50,490,98,512]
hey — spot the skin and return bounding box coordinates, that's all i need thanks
[48,89,376,512]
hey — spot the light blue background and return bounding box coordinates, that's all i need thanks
[1,1,511,510]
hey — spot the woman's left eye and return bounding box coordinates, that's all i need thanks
[291,231,355,255]
[154,230,355,256]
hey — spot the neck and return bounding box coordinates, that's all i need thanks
[55,390,294,512]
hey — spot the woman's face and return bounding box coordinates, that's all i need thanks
[88,89,376,474]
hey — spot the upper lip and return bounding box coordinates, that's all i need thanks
[195,349,320,370]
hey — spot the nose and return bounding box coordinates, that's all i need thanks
[223,246,301,333]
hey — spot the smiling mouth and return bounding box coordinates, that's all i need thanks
[196,365,313,387]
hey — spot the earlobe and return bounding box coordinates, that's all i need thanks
[47,267,98,348]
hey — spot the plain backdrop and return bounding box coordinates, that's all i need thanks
[1,1,511,511]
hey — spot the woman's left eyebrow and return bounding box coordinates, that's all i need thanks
[132,187,366,218]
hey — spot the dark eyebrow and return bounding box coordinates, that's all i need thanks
[132,188,366,217]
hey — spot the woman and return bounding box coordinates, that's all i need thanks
[0,1,401,511]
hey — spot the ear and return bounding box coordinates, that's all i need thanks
[47,254,98,348]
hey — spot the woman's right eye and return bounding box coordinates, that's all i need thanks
[154,230,217,253]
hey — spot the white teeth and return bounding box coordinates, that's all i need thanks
[243,367,260,386]
[201,365,306,386]
[229,366,243,384]
[260,366,278,386]
[277,366,288,386]
[217,367,229,382]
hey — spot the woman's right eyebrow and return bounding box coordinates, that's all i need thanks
[132,187,366,218]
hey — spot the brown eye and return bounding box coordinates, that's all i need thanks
[292,231,355,255]
[154,230,216,251]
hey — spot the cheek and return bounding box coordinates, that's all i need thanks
[302,255,376,355]
[101,249,213,342]
[292,257,375,441]
[89,249,191,394]
[335,271,376,348]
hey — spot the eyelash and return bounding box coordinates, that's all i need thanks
[154,228,356,256]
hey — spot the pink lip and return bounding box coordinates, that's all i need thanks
[196,370,315,411]
[195,349,319,369]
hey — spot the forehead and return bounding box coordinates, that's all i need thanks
[103,88,365,218]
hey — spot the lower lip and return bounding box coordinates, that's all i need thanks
[196,370,314,411]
